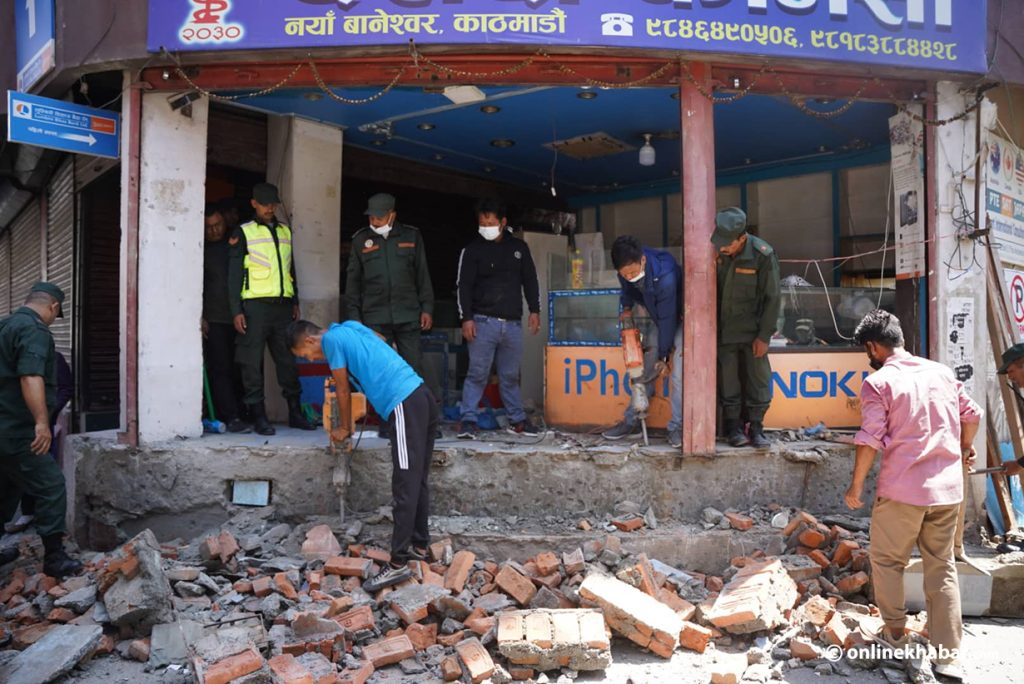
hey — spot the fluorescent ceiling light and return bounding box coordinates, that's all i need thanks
[443,85,487,105]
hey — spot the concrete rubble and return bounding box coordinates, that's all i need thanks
[0,500,1000,683]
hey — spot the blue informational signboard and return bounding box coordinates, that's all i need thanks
[7,91,121,160]
[15,0,56,92]
[147,0,987,74]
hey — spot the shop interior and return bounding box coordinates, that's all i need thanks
[202,82,907,431]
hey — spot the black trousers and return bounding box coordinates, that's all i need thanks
[0,438,67,538]
[388,383,439,564]
[205,322,241,422]
[235,300,302,405]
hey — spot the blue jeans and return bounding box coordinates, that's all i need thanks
[460,315,527,424]
[624,321,682,433]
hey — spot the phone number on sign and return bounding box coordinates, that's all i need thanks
[647,19,800,48]
[811,31,958,61]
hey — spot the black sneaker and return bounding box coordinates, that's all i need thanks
[408,546,430,562]
[43,549,83,580]
[226,418,252,434]
[457,422,478,440]
[363,563,413,593]
[507,419,539,436]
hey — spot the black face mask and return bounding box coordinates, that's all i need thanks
[868,356,884,371]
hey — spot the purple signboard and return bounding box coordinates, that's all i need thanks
[147,1,987,73]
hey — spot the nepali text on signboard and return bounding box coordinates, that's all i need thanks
[147,1,987,73]
[7,91,121,159]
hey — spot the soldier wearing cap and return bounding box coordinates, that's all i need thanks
[712,207,781,449]
[0,282,82,578]
[228,182,317,436]
[346,193,435,376]
[997,343,1024,477]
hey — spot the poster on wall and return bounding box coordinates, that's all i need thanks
[889,110,926,279]
[986,133,1024,267]
[946,296,975,394]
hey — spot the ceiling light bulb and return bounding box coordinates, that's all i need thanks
[638,134,656,167]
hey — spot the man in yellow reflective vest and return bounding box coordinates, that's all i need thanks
[228,183,317,435]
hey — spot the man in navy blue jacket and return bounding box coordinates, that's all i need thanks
[602,237,683,447]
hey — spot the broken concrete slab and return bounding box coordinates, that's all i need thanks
[102,529,174,636]
[148,619,204,668]
[300,524,342,563]
[53,585,97,614]
[0,624,103,684]
[388,583,451,626]
[579,573,681,658]
[706,559,799,634]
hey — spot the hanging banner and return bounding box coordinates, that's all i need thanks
[889,109,926,280]
[147,1,987,73]
[986,133,1024,267]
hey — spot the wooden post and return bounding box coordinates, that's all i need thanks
[680,63,717,455]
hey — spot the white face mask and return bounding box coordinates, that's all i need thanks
[627,272,645,284]
[479,225,501,241]
[371,224,391,239]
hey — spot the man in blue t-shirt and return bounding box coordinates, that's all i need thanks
[289,319,439,592]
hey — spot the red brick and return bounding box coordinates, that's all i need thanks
[710,652,748,684]
[706,560,799,635]
[851,549,871,573]
[362,634,415,668]
[612,517,645,532]
[269,654,314,684]
[790,636,820,661]
[429,539,452,563]
[0,573,25,603]
[833,540,860,568]
[37,577,58,594]
[562,549,585,576]
[705,576,724,593]
[634,554,658,597]
[275,573,299,600]
[437,630,465,647]
[233,580,253,594]
[445,550,476,593]
[252,576,273,597]
[509,668,534,681]
[405,622,437,650]
[324,595,354,618]
[798,528,828,549]
[801,595,834,626]
[348,544,366,557]
[307,571,322,591]
[47,585,67,599]
[808,550,830,569]
[13,623,56,649]
[678,621,714,653]
[724,512,754,531]
[337,660,374,684]
[579,574,679,656]
[534,552,560,577]
[456,637,496,684]
[531,573,562,590]
[301,525,342,563]
[333,605,375,633]
[129,638,151,662]
[46,608,77,623]
[657,588,696,621]
[361,547,389,564]
[324,556,372,579]
[523,612,553,648]
[466,616,496,637]
[385,628,404,638]
[422,564,445,588]
[95,634,116,655]
[441,656,462,682]
[836,572,870,595]
[199,536,221,563]
[495,565,537,606]
[824,612,851,647]
[203,647,265,684]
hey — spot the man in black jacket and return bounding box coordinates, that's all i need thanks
[456,199,541,438]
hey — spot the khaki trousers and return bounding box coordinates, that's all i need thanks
[869,496,962,655]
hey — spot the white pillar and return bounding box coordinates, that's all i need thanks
[134,92,209,442]
[933,82,989,522]
[265,115,343,419]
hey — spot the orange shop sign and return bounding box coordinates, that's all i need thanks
[544,347,871,431]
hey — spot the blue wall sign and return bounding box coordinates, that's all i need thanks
[148,0,987,73]
[7,91,121,159]
[15,0,56,92]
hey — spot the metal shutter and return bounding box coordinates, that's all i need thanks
[47,159,75,358]
[0,231,10,316]
[10,200,42,307]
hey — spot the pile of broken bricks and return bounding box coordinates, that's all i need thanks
[0,504,932,684]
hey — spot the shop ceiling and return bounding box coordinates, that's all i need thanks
[230,84,894,199]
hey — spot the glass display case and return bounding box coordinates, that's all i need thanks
[548,288,654,346]
[774,285,896,350]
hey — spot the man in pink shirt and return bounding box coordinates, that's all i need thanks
[844,310,981,681]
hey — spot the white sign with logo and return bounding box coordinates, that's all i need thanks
[1003,267,1024,339]
[986,133,1024,265]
